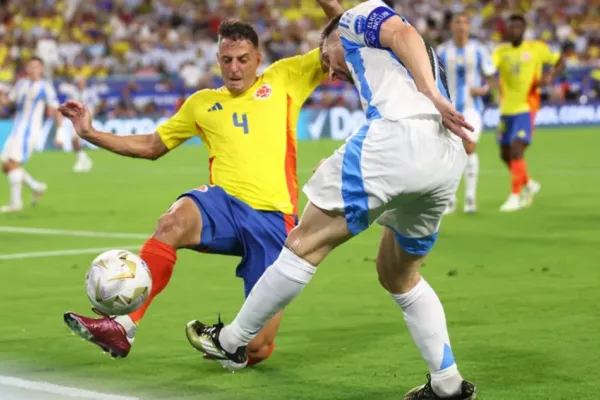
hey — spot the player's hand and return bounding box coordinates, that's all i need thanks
[58,100,92,139]
[542,72,555,87]
[429,92,474,142]
[469,87,488,97]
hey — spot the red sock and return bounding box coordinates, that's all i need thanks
[510,159,525,194]
[520,159,530,186]
[248,343,276,366]
[129,238,177,324]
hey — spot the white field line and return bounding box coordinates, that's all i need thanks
[0,245,142,260]
[0,375,140,400]
[0,226,148,239]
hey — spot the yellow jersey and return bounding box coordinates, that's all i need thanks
[156,48,326,216]
[492,41,560,115]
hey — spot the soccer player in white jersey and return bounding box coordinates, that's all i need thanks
[187,1,477,399]
[437,12,496,214]
[56,77,98,173]
[0,57,62,213]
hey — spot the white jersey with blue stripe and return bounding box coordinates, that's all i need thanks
[339,0,449,122]
[437,39,496,114]
[10,79,59,131]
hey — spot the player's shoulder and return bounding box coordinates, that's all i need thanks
[528,40,550,51]
[437,40,453,54]
[184,88,223,104]
[43,79,57,89]
[467,39,486,50]
[493,42,511,54]
[340,0,396,47]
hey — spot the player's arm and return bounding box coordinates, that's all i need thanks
[471,45,497,97]
[58,100,169,160]
[317,0,344,19]
[546,54,565,85]
[376,15,473,137]
[379,19,442,101]
[540,41,565,82]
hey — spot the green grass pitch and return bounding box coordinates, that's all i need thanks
[0,127,599,399]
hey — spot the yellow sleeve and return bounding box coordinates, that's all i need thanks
[491,47,502,69]
[156,94,199,150]
[537,42,561,65]
[267,48,327,103]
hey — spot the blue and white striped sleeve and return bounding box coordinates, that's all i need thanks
[8,79,22,102]
[338,0,399,49]
[45,81,59,108]
[477,43,496,77]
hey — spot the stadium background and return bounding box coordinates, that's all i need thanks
[0,0,599,148]
[1,1,600,400]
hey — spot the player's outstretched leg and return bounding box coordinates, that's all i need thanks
[72,137,93,173]
[1,160,46,212]
[376,228,475,399]
[63,197,200,357]
[188,202,353,369]
[1,161,24,213]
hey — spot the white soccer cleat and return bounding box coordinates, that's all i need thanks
[521,179,541,208]
[0,204,23,213]
[442,197,457,215]
[73,159,93,173]
[499,194,521,212]
[463,197,477,214]
[31,183,47,206]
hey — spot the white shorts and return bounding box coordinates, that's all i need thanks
[304,116,467,255]
[462,107,483,143]
[0,120,43,164]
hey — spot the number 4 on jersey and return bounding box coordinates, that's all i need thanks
[233,112,249,134]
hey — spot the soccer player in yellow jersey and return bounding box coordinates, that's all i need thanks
[58,20,327,368]
[492,14,564,212]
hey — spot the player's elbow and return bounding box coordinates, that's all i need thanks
[140,133,169,160]
[143,150,163,161]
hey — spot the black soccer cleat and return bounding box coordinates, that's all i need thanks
[186,317,248,371]
[403,375,476,400]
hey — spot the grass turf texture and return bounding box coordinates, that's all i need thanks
[0,128,599,399]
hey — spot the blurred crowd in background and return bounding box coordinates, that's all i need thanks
[0,0,599,117]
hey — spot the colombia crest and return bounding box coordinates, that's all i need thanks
[254,84,272,100]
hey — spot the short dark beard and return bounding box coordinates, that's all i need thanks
[511,36,524,47]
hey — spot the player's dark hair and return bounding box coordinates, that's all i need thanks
[382,0,395,7]
[451,11,470,22]
[218,20,259,49]
[30,56,44,65]
[321,13,343,41]
[508,14,526,25]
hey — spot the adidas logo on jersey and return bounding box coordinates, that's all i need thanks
[208,103,223,112]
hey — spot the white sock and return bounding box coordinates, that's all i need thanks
[77,149,90,163]
[7,169,23,208]
[20,168,44,192]
[115,315,137,341]
[464,153,479,201]
[220,247,317,353]
[391,278,463,397]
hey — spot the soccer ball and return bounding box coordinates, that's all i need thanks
[85,249,152,316]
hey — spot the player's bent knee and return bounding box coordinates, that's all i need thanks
[2,160,18,174]
[377,228,428,293]
[153,198,202,249]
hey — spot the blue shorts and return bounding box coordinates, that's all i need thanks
[497,112,534,145]
[179,185,296,298]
